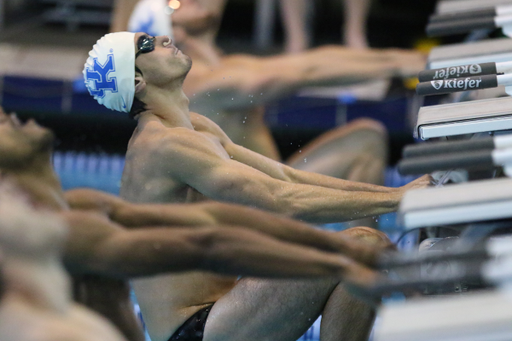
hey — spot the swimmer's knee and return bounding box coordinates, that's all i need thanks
[345,118,388,138]
[339,226,395,250]
[341,119,388,157]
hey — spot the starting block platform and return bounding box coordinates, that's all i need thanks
[428,38,512,69]
[375,288,512,341]
[415,96,512,140]
[399,178,512,229]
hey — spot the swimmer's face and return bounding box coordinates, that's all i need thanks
[0,111,54,169]
[134,33,192,87]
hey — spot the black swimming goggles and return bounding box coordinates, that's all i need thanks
[136,35,156,58]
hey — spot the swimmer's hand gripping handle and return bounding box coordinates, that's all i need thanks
[428,8,497,24]
[418,62,497,82]
[397,150,494,175]
[426,16,496,37]
[416,74,498,96]
[402,138,495,158]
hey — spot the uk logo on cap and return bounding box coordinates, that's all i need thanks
[84,54,118,98]
[84,32,136,113]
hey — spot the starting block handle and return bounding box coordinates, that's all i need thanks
[398,150,494,175]
[416,74,498,96]
[419,62,498,82]
[426,16,496,37]
[402,138,495,158]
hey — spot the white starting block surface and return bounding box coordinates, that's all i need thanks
[437,0,512,14]
[428,38,512,70]
[375,289,512,341]
[415,96,512,140]
[399,178,512,229]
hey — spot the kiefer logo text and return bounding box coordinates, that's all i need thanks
[430,78,482,91]
[432,64,483,80]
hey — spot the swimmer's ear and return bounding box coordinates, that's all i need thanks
[134,74,146,94]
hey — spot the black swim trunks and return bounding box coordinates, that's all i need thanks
[168,304,214,341]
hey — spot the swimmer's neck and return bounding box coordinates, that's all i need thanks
[136,88,194,129]
[1,152,69,211]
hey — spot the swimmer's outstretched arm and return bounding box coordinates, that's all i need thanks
[65,189,389,266]
[195,112,430,194]
[160,127,430,224]
[224,139,431,194]
[184,46,425,110]
[60,210,378,286]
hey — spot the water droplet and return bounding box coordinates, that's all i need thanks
[304,158,307,163]
[299,150,302,153]
[242,121,245,123]
[230,155,234,159]
[231,98,234,100]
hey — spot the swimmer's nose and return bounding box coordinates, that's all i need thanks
[162,36,173,47]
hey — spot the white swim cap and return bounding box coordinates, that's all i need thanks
[83,32,136,113]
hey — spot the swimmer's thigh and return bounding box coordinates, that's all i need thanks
[203,277,338,341]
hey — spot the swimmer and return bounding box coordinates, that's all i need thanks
[84,32,429,341]
[0,186,127,341]
[80,32,430,220]
[0,110,391,341]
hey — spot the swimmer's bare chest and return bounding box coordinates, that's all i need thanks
[121,121,229,204]
[121,153,194,204]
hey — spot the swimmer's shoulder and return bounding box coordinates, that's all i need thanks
[190,112,231,143]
